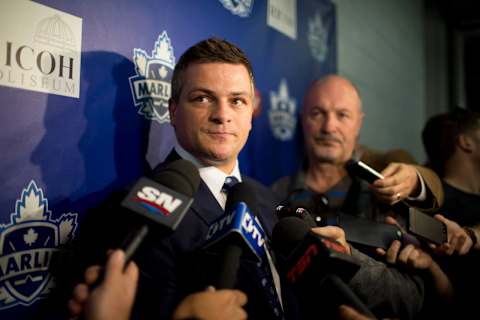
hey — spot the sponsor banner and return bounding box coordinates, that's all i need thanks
[0,1,82,98]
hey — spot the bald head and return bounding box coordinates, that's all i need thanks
[301,74,364,165]
[303,75,362,113]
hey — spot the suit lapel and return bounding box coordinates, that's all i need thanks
[190,180,224,225]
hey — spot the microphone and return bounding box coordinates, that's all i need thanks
[275,205,317,227]
[272,217,376,319]
[203,183,266,289]
[280,190,338,227]
[119,159,200,263]
[85,159,200,298]
[272,216,359,282]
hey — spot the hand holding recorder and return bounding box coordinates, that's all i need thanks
[345,159,447,246]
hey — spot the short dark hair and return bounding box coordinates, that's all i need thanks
[170,37,254,103]
[422,108,480,176]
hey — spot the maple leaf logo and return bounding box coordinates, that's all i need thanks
[23,228,38,246]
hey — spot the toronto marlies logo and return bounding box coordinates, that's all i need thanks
[269,79,297,141]
[219,0,254,17]
[308,11,329,63]
[0,181,78,310]
[129,31,176,123]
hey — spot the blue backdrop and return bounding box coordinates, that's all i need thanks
[0,0,335,317]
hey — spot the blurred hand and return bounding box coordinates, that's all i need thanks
[311,225,351,255]
[339,305,377,320]
[339,304,400,320]
[172,287,248,320]
[68,250,139,320]
[371,163,419,205]
[377,240,433,270]
[378,217,432,269]
[431,214,472,255]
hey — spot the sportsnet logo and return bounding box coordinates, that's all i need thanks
[134,186,183,216]
[0,180,78,310]
[129,31,176,123]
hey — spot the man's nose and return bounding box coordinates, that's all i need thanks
[321,114,337,132]
[210,100,232,124]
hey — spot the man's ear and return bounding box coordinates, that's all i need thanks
[169,98,177,127]
[458,133,473,153]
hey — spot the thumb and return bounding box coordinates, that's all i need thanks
[312,226,345,241]
[232,290,248,306]
[103,249,125,284]
[434,213,447,224]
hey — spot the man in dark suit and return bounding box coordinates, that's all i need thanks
[131,38,289,320]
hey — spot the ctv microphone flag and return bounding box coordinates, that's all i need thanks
[204,202,266,262]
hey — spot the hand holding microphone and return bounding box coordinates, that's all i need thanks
[68,159,200,319]
[68,250,248,320]
[68,250,139,320]
[272,216,374,319]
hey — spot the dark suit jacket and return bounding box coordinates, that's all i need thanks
[131,154,287,320]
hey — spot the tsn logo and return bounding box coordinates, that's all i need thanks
[287,244,318,284]
[136,186,183,216]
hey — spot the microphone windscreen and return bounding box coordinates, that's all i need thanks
[152,159,200,197]
[272,216,310,256]
[225,182,257,215]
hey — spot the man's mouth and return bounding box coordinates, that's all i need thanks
[206,130,235,138]
[315,137,341,145]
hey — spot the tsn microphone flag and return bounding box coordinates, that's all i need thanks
[204,202,266,262]
[121,177,193,230]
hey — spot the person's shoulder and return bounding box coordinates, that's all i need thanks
[270,175,294,199]
[242,176,274,195]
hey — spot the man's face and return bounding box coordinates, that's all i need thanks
[463,126,480,162]
[302,77,363,165]
[170,62,254,172]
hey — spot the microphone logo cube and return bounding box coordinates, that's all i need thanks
[122,177,192,231]
[204,202,266,262]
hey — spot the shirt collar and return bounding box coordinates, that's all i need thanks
[174,141,242,203]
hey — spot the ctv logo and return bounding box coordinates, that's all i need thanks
[135,186,183,216]
[206,203,265,248]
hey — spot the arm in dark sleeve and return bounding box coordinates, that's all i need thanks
[348,247,425,320]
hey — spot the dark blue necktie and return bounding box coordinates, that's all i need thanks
[221,176,239,193]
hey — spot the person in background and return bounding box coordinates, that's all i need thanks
[272,75,451,319]
[423,108,480,247]
[422,108,480,317]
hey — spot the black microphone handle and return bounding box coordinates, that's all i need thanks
[320,274,376,319]
[122,224,149,267]
[88,224,149,291]
[216,244,243,289]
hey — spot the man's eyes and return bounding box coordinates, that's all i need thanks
[232,98,247,106]
[192,95,210,103]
